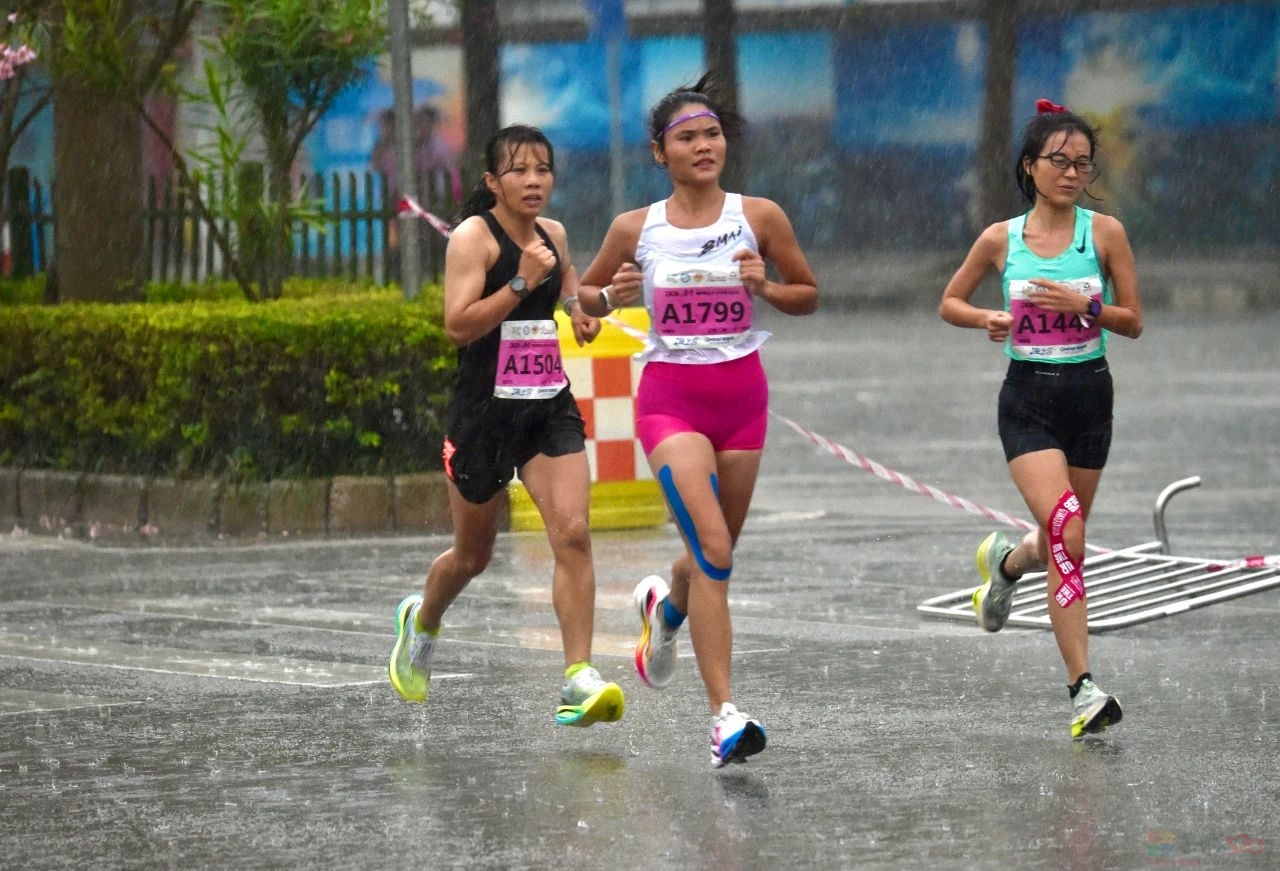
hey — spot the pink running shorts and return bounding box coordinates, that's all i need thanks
[635,351,769,454]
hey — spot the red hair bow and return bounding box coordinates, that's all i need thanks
[1036,98,1067,114]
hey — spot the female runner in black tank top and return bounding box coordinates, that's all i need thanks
[386,125,625,730]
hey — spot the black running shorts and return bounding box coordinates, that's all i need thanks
[997,358,1113,469]
[444,389,586,504]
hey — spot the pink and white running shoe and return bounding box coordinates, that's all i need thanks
[633,574,679,689]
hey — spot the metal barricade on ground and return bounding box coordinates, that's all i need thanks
[918,477,1280,631]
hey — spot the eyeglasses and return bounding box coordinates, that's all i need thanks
[1038,153,1095,174]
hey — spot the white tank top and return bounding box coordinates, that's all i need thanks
[634,193,770,365]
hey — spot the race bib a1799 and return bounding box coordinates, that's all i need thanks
[652,261,753,350]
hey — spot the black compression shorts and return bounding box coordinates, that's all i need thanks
[997,358,1113,469]
[444,388,586,504]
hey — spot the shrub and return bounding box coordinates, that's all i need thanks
[0,286,454,480]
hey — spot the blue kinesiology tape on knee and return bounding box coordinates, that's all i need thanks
[657,465,732,581]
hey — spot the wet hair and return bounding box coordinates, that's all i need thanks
[648,72,744,152]
[1014,106,1100,205]
[457,124,555,221]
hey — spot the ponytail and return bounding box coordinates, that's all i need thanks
[457,181,496,222]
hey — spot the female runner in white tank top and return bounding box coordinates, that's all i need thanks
[578,74,819,767]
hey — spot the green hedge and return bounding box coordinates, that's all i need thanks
[0,285,456,481]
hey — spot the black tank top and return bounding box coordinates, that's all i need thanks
[452,211,563,407]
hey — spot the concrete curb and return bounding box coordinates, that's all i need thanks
[0,467,455,542]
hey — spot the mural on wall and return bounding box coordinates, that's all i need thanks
[309,46,465,205]
[1015,4,1279,247]
[495,31,838,245]
[833,20,987,246]
[299,46,465,258]
[7,3,1277,259]
[6,69,52,186]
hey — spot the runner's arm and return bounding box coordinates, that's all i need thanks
[939,223,1012,342]
[578,209,646,316]
[1093,214,1143,340]
[743,197,818,316]
[442,217,516,347]
[543,218,601,346]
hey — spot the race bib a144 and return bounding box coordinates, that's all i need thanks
[1008,276,1102,360]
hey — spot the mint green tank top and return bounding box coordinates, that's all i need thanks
[1002,206,1110,363]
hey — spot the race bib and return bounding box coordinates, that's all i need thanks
[494,320,567,399]
[1008,277,1103,360]
[652,262,752,350]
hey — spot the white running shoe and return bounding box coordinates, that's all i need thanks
[633,575,679,689]
[710,702,767,768]
[1070,677,1123,739]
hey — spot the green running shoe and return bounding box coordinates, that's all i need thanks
[1070,678,1123,739]
[555,665,624,727]
[388,594,434,702]
[972,531,1018,632]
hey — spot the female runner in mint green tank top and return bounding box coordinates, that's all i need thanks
[939,99,1144,739]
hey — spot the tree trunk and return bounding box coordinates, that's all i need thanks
[704,0,745,193]
[51,84,146,302]
[978,0,1019,231]
[461,0,500,190]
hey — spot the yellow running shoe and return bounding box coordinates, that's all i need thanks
[388,594,433,702]
[973,531,1018,632]
[555,665,624,727]
[1070,677,1123,739]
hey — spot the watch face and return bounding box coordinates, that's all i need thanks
[510,276,528,295]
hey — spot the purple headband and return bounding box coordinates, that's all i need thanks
[660,110,720,137]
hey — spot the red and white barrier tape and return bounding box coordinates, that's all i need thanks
[397,196,452,239]
[603,313,647,341]
[767,410,1038,533]
[608,316,1280,568]
[1209,555,1280,573]
[599,313,1035,532]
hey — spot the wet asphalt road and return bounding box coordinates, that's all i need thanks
[2,309,1277,870]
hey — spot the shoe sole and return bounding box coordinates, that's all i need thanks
[713,721,767,767]
[388,595,427,702]
[972,532,1008,633]
[1071,697,1123,739]
[633,577,669,689]
[555,682,625,727]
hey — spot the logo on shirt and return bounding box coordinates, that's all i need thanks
[699,226,743,257]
